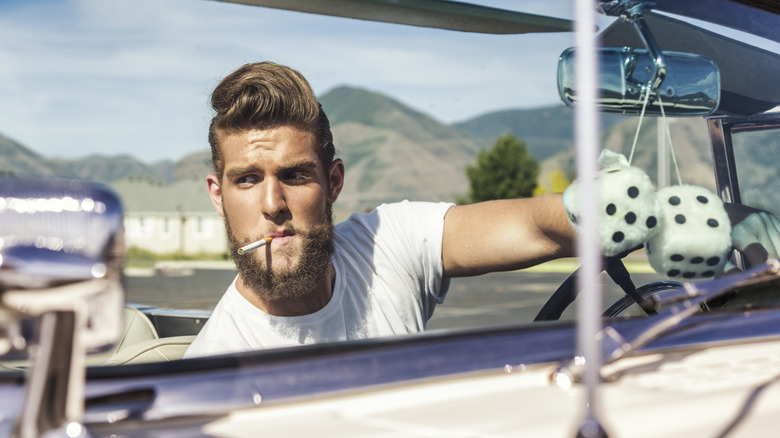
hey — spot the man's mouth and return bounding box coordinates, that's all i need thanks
[267,229,294,246]
[237,236,273,255]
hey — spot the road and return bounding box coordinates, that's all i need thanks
[125,260,665,331]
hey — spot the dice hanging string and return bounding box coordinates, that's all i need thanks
[627,85,652,166]
[627,87,683,186]
[657,95,683,186]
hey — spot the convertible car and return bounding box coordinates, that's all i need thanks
[1,0,779,436]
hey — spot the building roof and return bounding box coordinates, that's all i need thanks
[110,178,215,213]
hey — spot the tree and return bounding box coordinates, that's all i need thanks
[462,133,540,203]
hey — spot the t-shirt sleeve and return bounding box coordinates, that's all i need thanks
[374,201,453,320]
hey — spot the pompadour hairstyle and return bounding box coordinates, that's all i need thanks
[208,62,335,179]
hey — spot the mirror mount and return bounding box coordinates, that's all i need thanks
[596,0,654,20]
[627,15,666,92]
[558,0,720,116]
[600,0,668,95]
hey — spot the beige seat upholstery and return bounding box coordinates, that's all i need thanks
[97,307,195,365]
[3,307,194,369]
[91,307,196,365]
[103,335,196,365]
[86,307,160,366]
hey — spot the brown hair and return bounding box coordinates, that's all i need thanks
[208,62,335,179]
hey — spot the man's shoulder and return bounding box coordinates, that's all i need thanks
[333,201,453,263]
[183,281,243,358]
[337,201,454,228]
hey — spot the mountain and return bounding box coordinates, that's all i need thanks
[0,87,484,219]
[453,105,632,162]
[0,134,178,184]
[0,86,721,220]
[0,134,60,177]
[602,117,716,190]
[50,154,174,184]
[320,86,482,216]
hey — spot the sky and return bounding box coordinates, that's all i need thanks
[0,0,599,163]
[1,1,777,164]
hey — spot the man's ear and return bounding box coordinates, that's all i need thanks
[206,174,225,217]
[328,159,345,203]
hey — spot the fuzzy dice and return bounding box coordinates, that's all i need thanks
[563,151,663,257]
[645,185,732,278]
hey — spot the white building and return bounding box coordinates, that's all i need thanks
[111,177,227,256]
[124,211,226,255]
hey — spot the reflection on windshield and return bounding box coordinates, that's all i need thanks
[733,126,780,217]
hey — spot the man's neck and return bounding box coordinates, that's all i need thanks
[236,264,336,317]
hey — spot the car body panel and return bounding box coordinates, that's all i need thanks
[81,336,780,437]
[201,340,780,438]
[14,305,773,434]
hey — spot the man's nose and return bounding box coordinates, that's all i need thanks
[260,178,287,219]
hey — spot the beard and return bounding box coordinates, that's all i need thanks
[226,203,335,303]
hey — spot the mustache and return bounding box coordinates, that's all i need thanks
[240,223,307,246]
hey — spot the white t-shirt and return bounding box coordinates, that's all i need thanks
[184,201,453,358]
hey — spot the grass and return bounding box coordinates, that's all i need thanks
[524,256,656,274]
[125,246,229,267]
[124,247,657,274]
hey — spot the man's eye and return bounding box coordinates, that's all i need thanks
[283,171,309,183]
[236,175,260,185]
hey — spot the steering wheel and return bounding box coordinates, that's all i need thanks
[601,280,684,318]
[533,247,681,321]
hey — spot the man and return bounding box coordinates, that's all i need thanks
[184,62,575,357]
[185,61,780,358]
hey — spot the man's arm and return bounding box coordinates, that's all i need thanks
[441,194,576,277]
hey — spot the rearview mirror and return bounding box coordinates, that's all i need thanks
[558,47,720,116]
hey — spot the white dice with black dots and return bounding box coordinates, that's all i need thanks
[645,185,732,279]
[562,159,663,257]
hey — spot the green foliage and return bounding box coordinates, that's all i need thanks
[463,133,540,203]
[125,245,229,266]
[126,245,158,263]
[533,169,572,196]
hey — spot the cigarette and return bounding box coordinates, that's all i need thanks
[237,236,273,255]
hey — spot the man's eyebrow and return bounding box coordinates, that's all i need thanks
[225,165,262,181]
[279,159,318,173]
[224,160,319,181]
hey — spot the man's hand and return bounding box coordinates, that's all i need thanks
[722,205,780,274]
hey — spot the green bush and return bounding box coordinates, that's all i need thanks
[463,133,540,204]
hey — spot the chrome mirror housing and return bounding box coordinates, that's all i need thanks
[557,46,720,116]
[0,178,125,438]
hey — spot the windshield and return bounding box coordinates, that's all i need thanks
[1,0,779,370]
